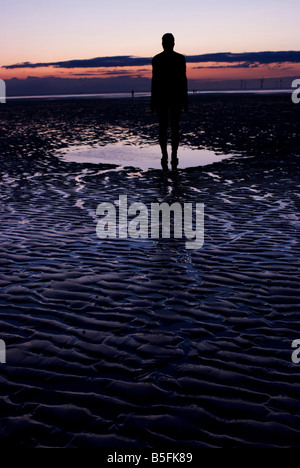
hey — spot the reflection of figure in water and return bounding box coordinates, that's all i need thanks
[131,89,134,98]
[151,33,188,171]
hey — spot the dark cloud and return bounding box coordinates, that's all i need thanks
[3,51,300,70]
[186,51,300,65]
[100,69,132,76]
[73,69,133,77]
[3,56,152,69]
[194,61,260,69]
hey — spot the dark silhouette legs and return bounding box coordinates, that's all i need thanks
[157,107,168,169]
[170,109,180,170]
[157,105,181,170]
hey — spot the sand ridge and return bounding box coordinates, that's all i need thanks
[0,95,299,447]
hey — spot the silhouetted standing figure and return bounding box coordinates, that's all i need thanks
[151,33,188,170]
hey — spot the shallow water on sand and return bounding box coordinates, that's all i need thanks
[57,143,233,169]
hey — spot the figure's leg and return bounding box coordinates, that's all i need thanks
[170,106,181,170]
[157,107,169,169]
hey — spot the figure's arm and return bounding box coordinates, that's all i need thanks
[151,57,156,113]
[183,57,188,111]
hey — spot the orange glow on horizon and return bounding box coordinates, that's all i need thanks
[1,62,299,85]
[186,62,300,82]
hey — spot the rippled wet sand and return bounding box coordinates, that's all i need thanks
[0,95,300,448]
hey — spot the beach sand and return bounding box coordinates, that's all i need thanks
[0,95,300,448]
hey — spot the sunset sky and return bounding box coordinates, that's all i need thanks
[1,0,300,94]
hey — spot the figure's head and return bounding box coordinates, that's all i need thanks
[162,33,175,52]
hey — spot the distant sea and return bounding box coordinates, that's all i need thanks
[6,89,292,100]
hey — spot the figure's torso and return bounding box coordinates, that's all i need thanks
[152,51,186,104]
